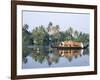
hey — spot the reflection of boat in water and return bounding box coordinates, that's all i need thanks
[58,49,83,58]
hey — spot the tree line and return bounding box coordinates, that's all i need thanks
[22,22,89,47]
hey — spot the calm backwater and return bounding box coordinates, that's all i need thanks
[22,46,89,69]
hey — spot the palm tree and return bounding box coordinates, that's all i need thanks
[68,27,74,36]
[47,22,53,32]
[65,27,74,41]
[74,30,79,41]
[23,24,29,30]
[48,22,53,27]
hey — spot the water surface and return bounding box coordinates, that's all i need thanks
[22,46,89,69]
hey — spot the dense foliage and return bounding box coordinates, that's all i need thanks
[22,22,89,46]
[22,22,89,65]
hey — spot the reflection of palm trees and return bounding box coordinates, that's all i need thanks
[75,55,78,59]
[23,46,89,65]
[68,57,72,62]
[47,52,59,66]
[31,48,60,66]
[83,48,89,55]
[23,57,28,64]
[22,47,32,64]
[31,51,46,64]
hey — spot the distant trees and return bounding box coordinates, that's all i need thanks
[22,23,89,64]
[64,27,89,46]
[74,30,79,39]
[49,24,60,45]
[32,25,47,45]
[67,27,74,36]
[22,22,89,47]
[22,24,33,46]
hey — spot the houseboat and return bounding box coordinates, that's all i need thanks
[51,41,88,49]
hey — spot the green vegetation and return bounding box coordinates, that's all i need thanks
[22,22,89,47]
[22,24,33,46]
[22,22,89,66]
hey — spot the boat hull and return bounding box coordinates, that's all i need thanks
[51,45,88,50]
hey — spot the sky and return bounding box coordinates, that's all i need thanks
[22,10,90,33]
